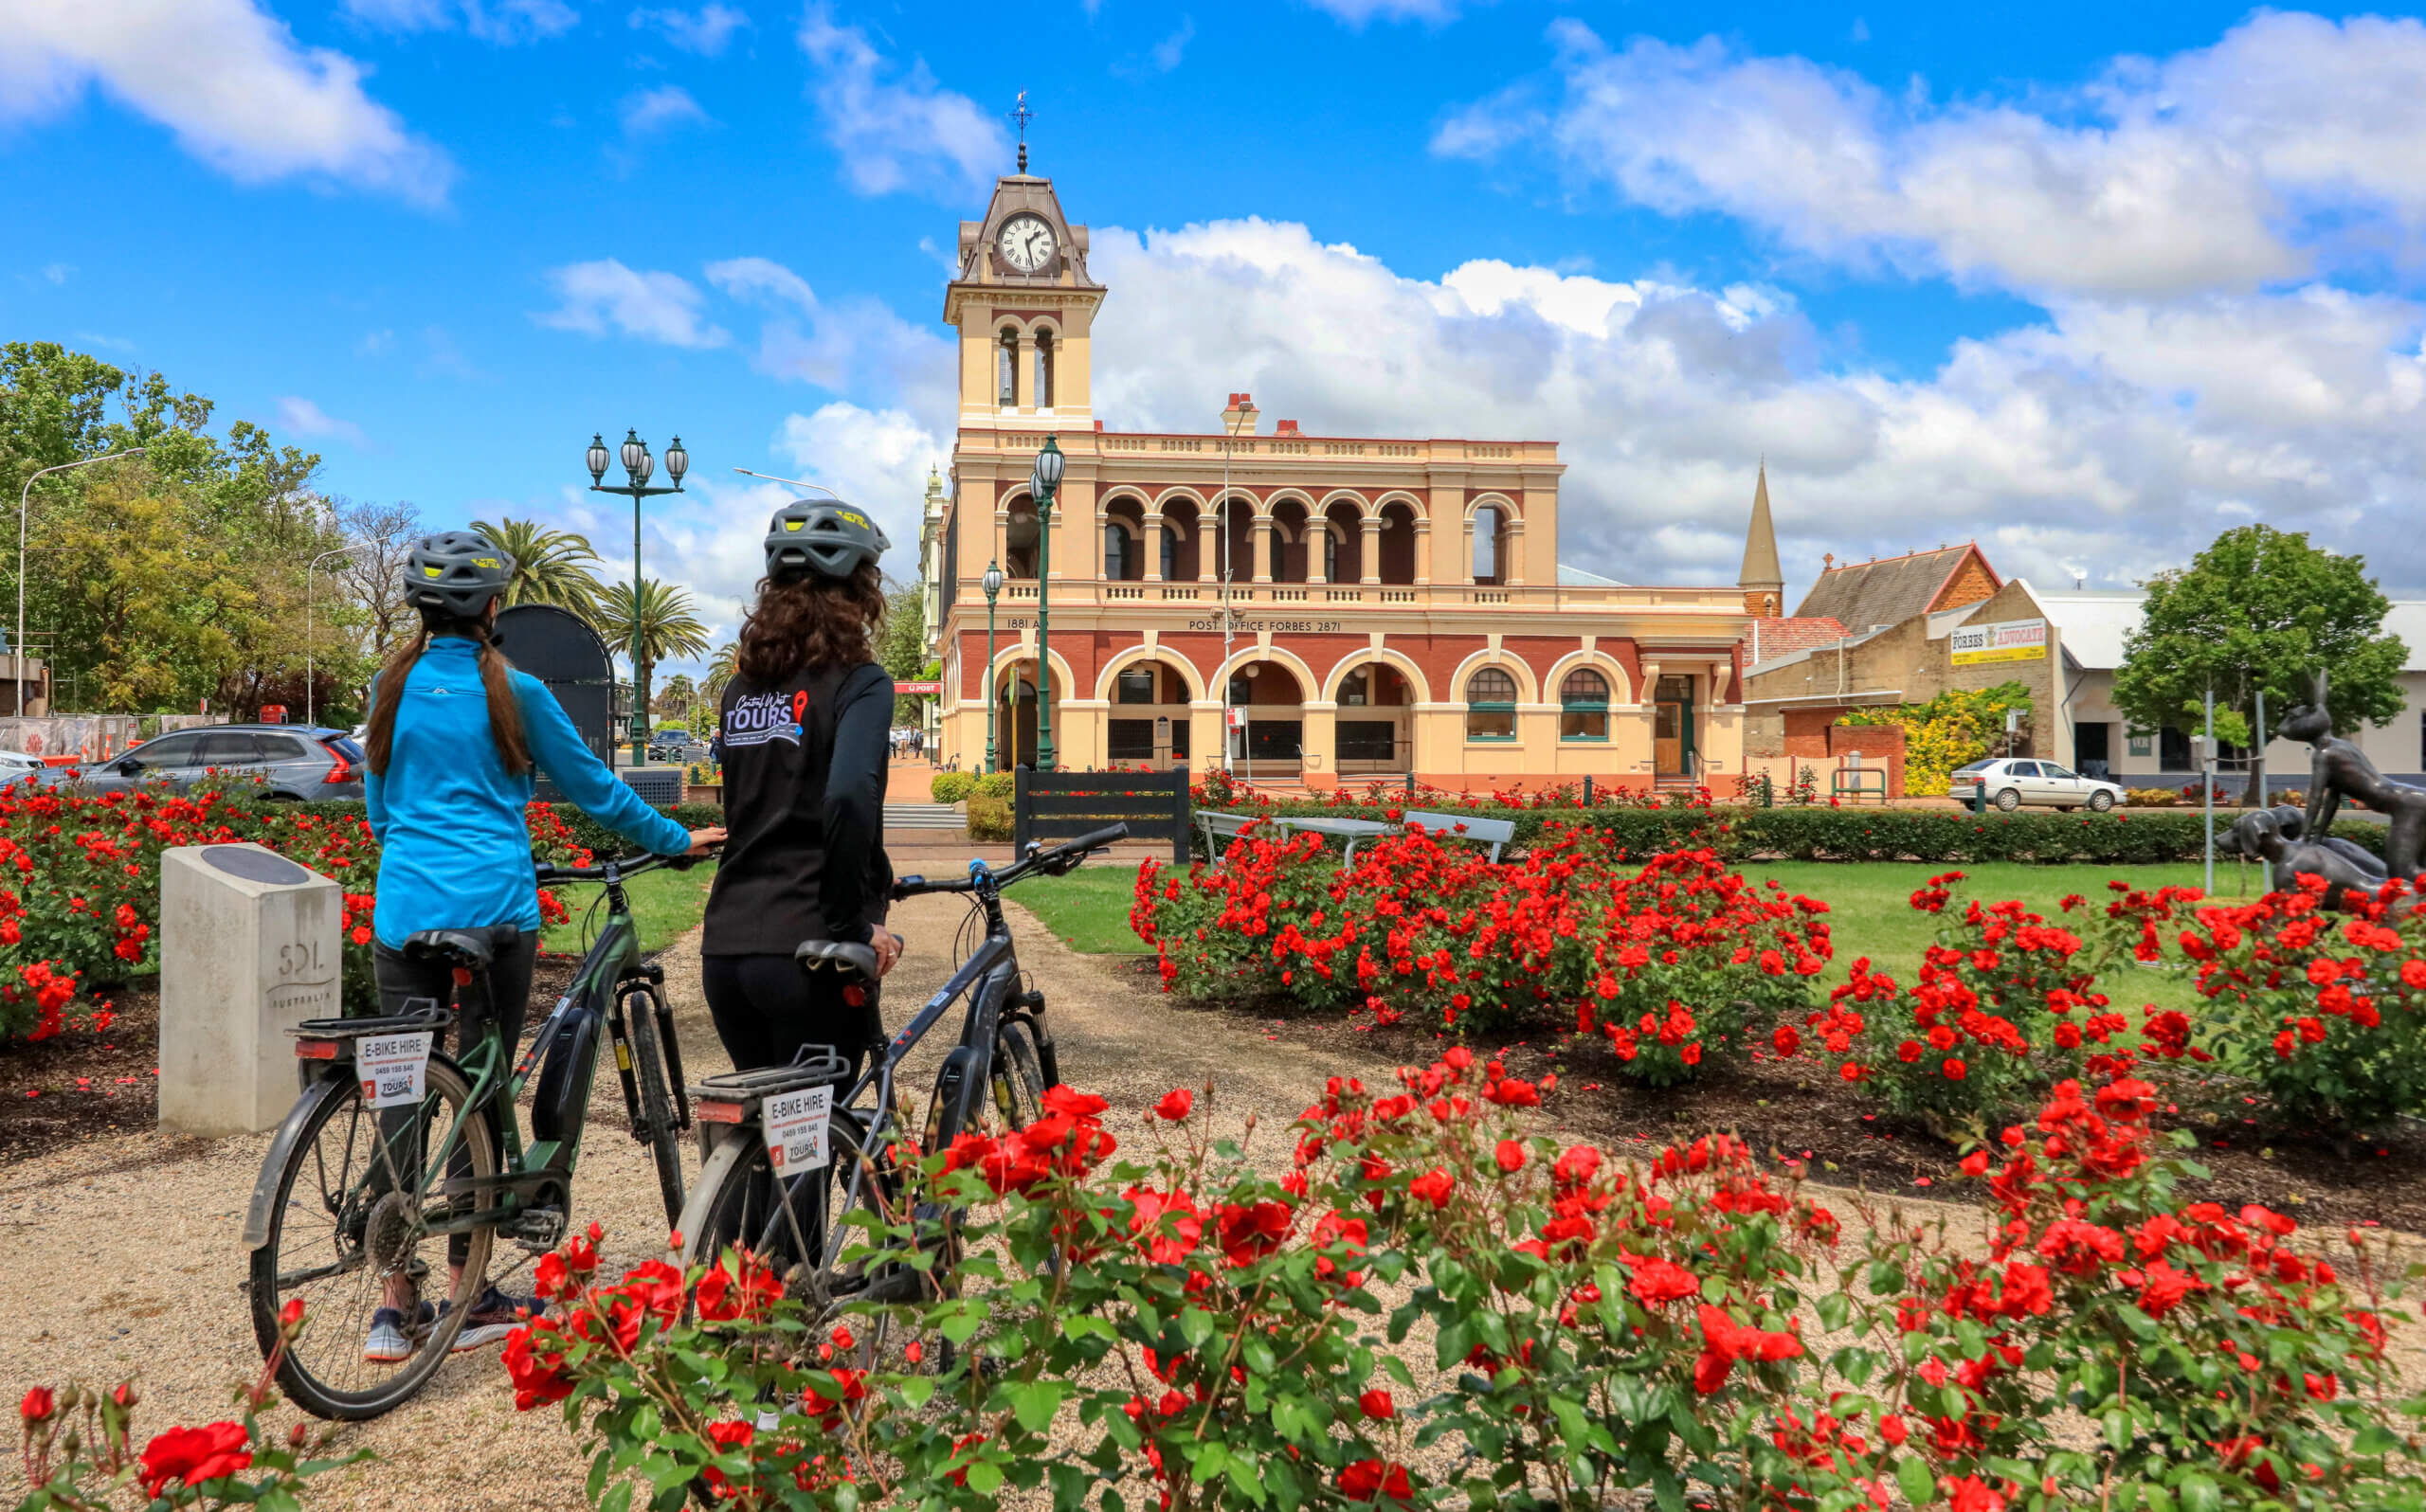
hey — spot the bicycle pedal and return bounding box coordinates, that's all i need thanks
[509,1206,569,1252]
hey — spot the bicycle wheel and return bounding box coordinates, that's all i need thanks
[676,1112,913,1369]
[247,1058,497,1420]
[991,1017,1050,1133]
[623,989,687,1230]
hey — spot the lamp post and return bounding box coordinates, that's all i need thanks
[982,560,1004,771]
[305,544,372,729]
[1029,436,1066,772]
[1218,402,1252,775]
[18,449,145,718]
[586,429,688,765]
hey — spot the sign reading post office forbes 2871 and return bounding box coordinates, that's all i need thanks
[1949,618,2047,666]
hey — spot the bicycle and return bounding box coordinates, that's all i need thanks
[673,822,1129,1364]
[242,852,701,1420]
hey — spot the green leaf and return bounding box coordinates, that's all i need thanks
[2177,1472,2220,1512]
[897,1376,935,1409]
[601,1483,635,1512]
[965,1459,1005,1495]
[2354,1425,2401,1457]
[1178,1305,1218,1351]
[1896,1455,1934,1506]
[1008,1380,1067,1433]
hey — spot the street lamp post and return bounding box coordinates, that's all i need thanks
[18,449,145,718]
[1029,437,1066,772]
[586,429,688,765]
[305,544,372,729]
[982,560,1004,771]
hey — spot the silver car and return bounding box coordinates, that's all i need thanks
[1954,757,2127,813]
[22,725,366,801]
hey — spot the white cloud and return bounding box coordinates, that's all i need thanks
[41,263,70,285]
[1439,12,2426,298]
[619,83,707,136]
[0,0,453,205]
[1302,0,1469,22]
[775,403,946,567]
[355,328,395,356]
[796,4,1007,198]
[1150,17,1194,71]
[704,255,816,312]
[1077,216,2426,592]
[275,396,367,445]
[708,254,956,419]
[534,259,729,348]
[342,0,579,44]
[628,3,749,55]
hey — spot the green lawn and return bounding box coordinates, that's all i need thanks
[1013,856,2263,1008]
[542,861,718,957]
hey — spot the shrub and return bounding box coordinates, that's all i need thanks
[504,1060,2421,1512]
[965,792,1011,841]
[973,770,1014,800]
[2127,787,2182,807]
[1133,832,1831,1079]
[929,770,974,804]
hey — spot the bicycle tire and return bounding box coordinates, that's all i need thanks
[247,1059,497,1421]
[676,1110,909,1369]
[992,1017,1050,1133]
[623,987,687,1231]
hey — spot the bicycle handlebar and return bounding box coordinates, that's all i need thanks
[534,851,708,885]
[890,822,1129,901]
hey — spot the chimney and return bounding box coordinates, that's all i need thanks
[1275,419,1300,437]
[1822,552,1835,568]
[1221,392,1260,437]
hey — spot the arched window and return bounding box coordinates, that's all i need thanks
[1321,526,1339,582]
[1560,667,1611,742]
[1103,523,1128,581]
[1339,668,1369,707]
[1159,523,1179,580]
[1035,330,1055,408]
[997,329,1017,406]
[1464,666,1518,741]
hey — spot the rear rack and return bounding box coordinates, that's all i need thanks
[689,1046,852,1106]
[290,1002,450,1040]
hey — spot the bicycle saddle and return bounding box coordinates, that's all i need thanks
[795,939,880,977]
[401,923,522,967]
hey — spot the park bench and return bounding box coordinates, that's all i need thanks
[1196,810,1263,869]
[1401,810,1515,862]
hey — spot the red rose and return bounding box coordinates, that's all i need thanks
[138,1422,252,1497]
[20,1386,53,1422]
[1943,1058,1968,1081]
[1358,1388,1395,1420]
[1153,1088,1193,1122]
[1337,1459,1414,1503]
[1494,1139,1526,1173]
[1407,1168,1454,1209]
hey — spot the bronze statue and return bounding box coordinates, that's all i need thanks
[2230,807,2387,906]
[2287,672,2426,884]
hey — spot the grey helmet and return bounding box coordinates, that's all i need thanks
[403,531,516,619]
[765,498,889,582]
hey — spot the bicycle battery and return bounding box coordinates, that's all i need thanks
[531,1002,601,1150]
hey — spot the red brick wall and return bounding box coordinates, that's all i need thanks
[1826,725,1906,799]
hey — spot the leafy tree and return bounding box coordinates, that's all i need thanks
[879,576,926,724]
[702,640,738,704]
[471,515,604,617]
[593,578,710,745]
[2113,525,2405,803]
[658,673,697,722]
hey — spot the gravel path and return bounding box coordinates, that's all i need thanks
[7,891,2411,1508]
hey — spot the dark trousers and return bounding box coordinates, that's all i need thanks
[702,953,884,1080]
[371,934,541,1267]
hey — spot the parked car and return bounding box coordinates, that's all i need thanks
[1952,757,2126,813]
[23,725,365,801]
[0,750,45,775]
[648,732,708,765]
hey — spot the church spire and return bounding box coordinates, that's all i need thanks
[1738,459,1784,618]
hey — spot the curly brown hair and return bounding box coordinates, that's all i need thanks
[735,562,886,685]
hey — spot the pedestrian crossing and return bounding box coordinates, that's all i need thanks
[883,801,967,832]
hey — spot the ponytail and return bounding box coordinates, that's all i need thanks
[365,613,531,778]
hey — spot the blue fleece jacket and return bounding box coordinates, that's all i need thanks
[365,636,691,948]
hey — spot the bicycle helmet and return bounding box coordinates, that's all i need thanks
[403,531,516,619]
[765,499,888,583]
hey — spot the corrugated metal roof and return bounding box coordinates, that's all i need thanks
[2032,587,2426,673]
[1557,562,1628,586]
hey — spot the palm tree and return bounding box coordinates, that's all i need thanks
[702,640,739,704]
[659,673,697,722]
[593,578,711,743]
[470,517,605,617]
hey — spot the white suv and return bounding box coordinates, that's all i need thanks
[1953,757,2127,813]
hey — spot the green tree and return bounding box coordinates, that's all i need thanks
[593,578,710,746]
[2113,525,2406,803]
[470,516,604,617]
[879,576,925,724]
[702,640,739,704]
[658,673,697,722]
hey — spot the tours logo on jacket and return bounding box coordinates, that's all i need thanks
[725,690,809,748]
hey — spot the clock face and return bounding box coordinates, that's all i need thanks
[998,214,1057,273]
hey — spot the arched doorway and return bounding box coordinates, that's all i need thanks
[1226,659,1306,779]
[993,662,1060,771]
[1105,657,1196,770]
[1332,661,1414,776]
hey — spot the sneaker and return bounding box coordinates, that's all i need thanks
[363,1307,414,1362]
[442,1286,543,1352]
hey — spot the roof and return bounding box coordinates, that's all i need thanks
[1557,562,1628,587]
[1746,616,1848,664]
[1738,465,1782,590]
[1745,624,1887,679]
[1793,545,1995,632]
[2029,587,2426,674]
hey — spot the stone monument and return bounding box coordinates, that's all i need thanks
[158,842,341,1135]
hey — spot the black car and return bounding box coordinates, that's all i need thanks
[23,725,366,801]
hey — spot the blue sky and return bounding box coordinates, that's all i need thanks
[10,1,2426,673]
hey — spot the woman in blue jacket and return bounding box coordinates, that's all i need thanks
[360,530,721,1362]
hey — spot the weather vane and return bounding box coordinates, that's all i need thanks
[1012,89,1033,173]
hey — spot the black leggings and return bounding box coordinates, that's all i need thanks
[372,934,540,1266]
[702,953,884,1080]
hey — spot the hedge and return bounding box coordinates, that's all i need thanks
[1192,801,2385,866]
[304,800,728,866]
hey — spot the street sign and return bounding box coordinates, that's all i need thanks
[893,680,942,695]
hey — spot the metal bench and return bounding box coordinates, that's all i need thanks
[1400,810,1515,862]
[1195,810,1263,869]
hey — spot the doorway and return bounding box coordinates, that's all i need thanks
[1653,674,1695,777]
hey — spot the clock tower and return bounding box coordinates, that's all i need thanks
[943,171,1103,424]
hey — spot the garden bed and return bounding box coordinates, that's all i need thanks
[1118,956,2426,1229]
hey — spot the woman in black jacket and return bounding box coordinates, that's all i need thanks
[700,499,904,1074]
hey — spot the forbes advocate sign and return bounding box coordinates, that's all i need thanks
[1949,617,2048,666]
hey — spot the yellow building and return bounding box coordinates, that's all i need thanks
[931,166,1758,794]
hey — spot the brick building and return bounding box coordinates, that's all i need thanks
[929,166,1756,792]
